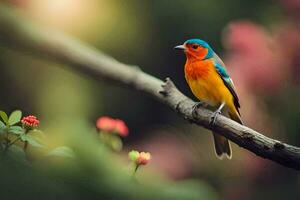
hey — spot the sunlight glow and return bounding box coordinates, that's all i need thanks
[25,0,113,40]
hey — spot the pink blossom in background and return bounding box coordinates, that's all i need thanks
[276,23,300,83]
[96,116,129,137]
[223,21,284,95]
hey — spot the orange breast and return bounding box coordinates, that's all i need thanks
[184,59,211,80]
[184,59,234,106]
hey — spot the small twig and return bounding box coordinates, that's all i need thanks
[131,164,139,182]
[134,164,139,174]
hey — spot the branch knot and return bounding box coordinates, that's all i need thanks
[159,77,175,97]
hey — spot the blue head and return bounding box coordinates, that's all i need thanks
[175,39,214,60]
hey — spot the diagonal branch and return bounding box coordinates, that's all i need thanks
[0,4,300,170]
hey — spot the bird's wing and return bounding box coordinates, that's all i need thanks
[213,53,241,111]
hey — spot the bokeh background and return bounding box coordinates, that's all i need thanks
[0,0,300,199]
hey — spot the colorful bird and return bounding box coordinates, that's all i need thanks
[175,39,243,159]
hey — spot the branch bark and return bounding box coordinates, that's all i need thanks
[1,4,300,170]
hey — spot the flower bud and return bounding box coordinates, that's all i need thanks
[96,116,129,137]
[128,150,151,166]
[21,115,39,129]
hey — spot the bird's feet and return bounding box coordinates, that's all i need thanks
[192,102,208,117]
[192,101,208,110]
[210,110,222,126]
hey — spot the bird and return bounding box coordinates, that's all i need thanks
[174,39,243,159]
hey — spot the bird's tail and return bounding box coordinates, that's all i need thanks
[213,107,243,159]
[213,132,232,159]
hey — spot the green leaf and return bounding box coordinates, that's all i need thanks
[20,134,44,148]
[47,146,75,158]
[8,110,22,126]
[8,126,24,135]
[0,121,7,136]
[0,110,9,124]
[0,120,5,128]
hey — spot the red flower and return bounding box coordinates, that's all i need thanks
[96,116,128,137]
[129,150,151,166]
[137,152,151,165]
[21,115,39,128]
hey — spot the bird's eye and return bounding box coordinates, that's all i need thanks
[192,45,199,49]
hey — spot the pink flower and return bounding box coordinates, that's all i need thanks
[96,116,128,137]
[21,115,39,128]
[222,21,284,94]
[129,150,151,166]
[137,152,151,165]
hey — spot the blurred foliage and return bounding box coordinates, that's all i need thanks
[0,120,217,200]
[1,0,300,199]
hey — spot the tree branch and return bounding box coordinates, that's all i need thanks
[0,4,299,170]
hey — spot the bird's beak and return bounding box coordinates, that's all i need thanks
[174,44,186,50]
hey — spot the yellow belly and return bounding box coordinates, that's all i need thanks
[186,71,233,107]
